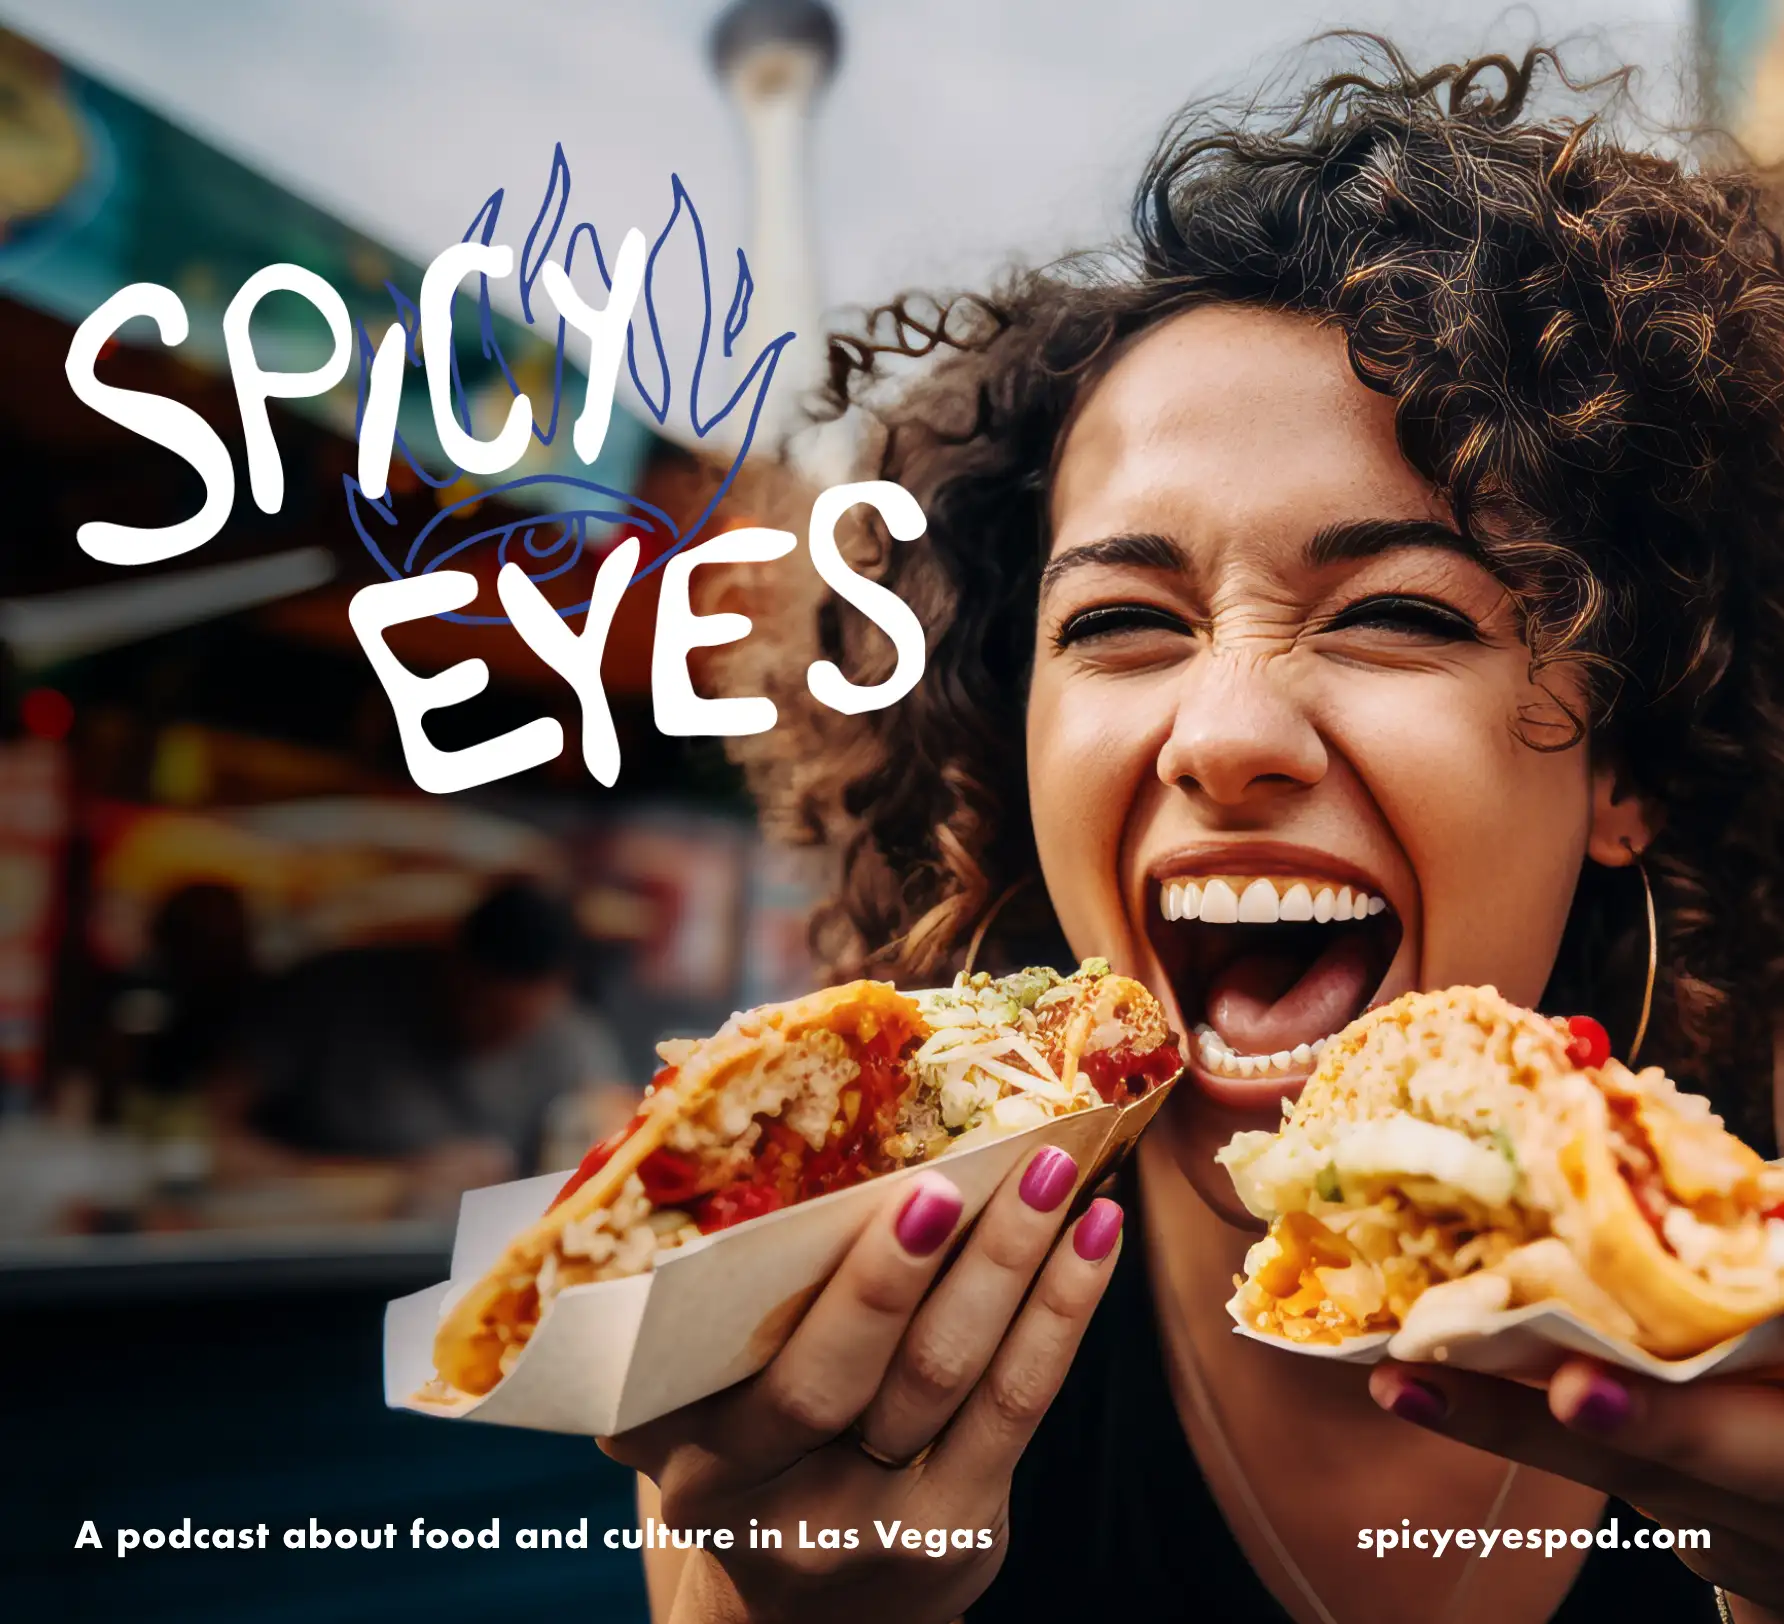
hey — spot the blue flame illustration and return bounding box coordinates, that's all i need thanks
[343,146,793,625]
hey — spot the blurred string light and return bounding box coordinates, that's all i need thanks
[19,687,73,742]
[0,547,337,670]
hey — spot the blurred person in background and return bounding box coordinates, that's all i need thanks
[140,882,258,1095]
[94,881,260,1147]
[235,877,632,1212]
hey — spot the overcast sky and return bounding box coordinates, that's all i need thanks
[0,1,1693,297]
[0,1,1693,451]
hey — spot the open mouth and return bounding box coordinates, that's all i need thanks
[1146,873,1404,1108]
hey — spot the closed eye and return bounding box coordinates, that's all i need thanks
[1054,603,1193,648]
[1316,594,1479,641]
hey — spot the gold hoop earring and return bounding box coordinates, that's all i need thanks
[1626,844,1657,1065]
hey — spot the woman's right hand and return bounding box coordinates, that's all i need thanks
[601,1144,1125,1624]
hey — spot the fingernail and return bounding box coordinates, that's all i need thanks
[895,1174,962,1257]
[1566,1372,1633,1435]
[1073,1198,1123,1261]
[1379,1374,1449,1427]
[1019,1146,1078,1213]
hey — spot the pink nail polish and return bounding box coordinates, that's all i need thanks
[895,1174,962,1257]
[1072,1198,1123,1261]
[1019,1146,1077,1212]
[1568,1373,1633,1435]
[1381,1375,1449,1427]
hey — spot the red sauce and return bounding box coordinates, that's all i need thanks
[1078,1039,1182,1106]
[546,1032,919,1234]
[546,1068,678,1211]
[792,1030,908,1201]
[696,1181,788,1231]
[636,1148,705,1206]
[1604,1092,1673,1241]
[548,1120,631,1212]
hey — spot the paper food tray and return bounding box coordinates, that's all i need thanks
[1231,1299,1784,1382]
[386,1083,1170,1436]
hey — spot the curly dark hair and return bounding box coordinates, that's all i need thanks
[722,40,1784,1149]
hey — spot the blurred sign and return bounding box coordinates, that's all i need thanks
[583,812,748,1001]
[0,738,68,1089]
[737,839,826,1005]
[86,795,560,971]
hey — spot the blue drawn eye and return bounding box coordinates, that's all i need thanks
[343,147,795,627]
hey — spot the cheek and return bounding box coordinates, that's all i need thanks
[1327,672,1591,1004]
[1025,666,1162,962]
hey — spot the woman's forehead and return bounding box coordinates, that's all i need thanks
[1048,304,1440,560]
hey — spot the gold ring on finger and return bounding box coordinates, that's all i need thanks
[850,1426,936,1471]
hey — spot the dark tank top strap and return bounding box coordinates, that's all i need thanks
[967,1161,1724,1623]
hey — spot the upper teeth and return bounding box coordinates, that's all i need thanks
[1159,876,1388,925]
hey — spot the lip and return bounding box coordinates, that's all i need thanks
[1143,839,1394,905]
[1183,1047,1312,1110]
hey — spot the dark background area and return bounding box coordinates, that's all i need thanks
[6,1270,650,1622]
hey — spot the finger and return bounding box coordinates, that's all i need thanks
[596,1431,650,1472]
[857,1144,1083,1463]
[1369,1362,1775,1543]
[706,1170,965,1483]
[1546,1359,1784,1507]
[933,1196,1124,1492]
[597,1407,719,1478]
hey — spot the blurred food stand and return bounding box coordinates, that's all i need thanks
[0,28,827,1620]
[0,25,827,1288]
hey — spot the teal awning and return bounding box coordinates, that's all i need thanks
[0,30,655,510]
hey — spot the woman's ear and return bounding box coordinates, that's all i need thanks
[1586,758,1657,867]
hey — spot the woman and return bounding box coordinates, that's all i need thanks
[608,44,1784,1623]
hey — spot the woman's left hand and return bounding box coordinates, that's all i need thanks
[1371,1358,1784,1618]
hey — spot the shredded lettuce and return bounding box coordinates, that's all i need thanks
[1003,967,1062,1009]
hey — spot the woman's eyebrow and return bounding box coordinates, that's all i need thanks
[1038,531,1187,598]
[1304,517,1482,566]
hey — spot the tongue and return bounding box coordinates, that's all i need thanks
[1206,935,1377,1056]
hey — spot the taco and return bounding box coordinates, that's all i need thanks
[1217,986,1784,1359]
[432,961,1180,1397]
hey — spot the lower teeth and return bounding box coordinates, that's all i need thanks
[1193,1024,1325,1078]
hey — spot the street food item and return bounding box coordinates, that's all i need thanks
[1218,987,1784,1359]
[432,961,1180,1396]
[891,960,1181,1161]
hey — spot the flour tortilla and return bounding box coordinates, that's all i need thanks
[1562,1109,1784,1358]
[433,980,921,1396]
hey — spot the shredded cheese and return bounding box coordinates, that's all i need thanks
[912,967,1082,1132]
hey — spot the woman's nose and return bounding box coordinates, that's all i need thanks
[1155,651,1326,806]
